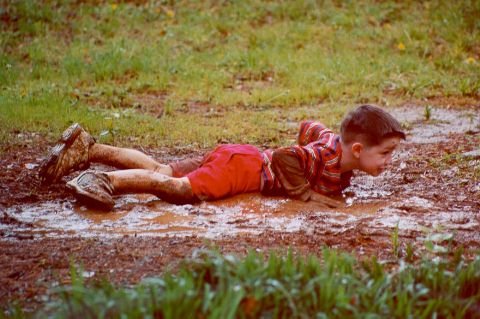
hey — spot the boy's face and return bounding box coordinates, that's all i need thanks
[356,136,402,176]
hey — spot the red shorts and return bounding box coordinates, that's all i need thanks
[170,144,263,200]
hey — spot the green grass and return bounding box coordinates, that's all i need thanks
[1,0,479,149]
[3,248,480,318]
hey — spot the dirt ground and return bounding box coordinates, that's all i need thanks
[1,105,479,310]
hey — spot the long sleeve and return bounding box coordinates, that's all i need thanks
[270,147,312,201]
[297,120,330,146]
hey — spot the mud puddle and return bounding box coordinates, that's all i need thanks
[2,106,479,241]
[391,105,479,143]
[3,193,387,239]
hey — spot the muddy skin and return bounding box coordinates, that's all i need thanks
[151,178,198,204]
[1,105,479,309]
[89,143,172,175]
[108,170,198,205]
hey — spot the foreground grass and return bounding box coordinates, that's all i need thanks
[4,248,480,318]
[1,0,479,149]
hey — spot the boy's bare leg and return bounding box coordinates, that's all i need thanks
[89,144,173,176]
[106,169,196,204]
[40,123,172,183]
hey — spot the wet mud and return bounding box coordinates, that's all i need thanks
[1,105,479,308]
[2,193,390,239]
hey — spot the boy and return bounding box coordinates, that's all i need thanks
[39,104,405,211]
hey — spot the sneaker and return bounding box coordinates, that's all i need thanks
[66,171,115,211]
[39,123,95,184]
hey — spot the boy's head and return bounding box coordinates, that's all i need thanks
[340,104,406,176]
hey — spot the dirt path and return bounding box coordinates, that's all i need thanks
[1,106,479,308]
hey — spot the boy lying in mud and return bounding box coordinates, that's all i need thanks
[39,104,405,211]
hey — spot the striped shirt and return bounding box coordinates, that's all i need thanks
[261,120,352,196]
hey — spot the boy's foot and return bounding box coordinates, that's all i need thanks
[39,123,95,184]
[66,171,115,211]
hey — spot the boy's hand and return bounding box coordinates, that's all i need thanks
[308,191,345,208]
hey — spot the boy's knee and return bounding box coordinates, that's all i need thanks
[152,176,198,204]
[152,164,173,176]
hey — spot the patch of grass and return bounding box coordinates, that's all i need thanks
[391,223,399,259]
[3,248,480,318]
[1,0,479,148]
[423,105,432,121]
[406,243,415,263]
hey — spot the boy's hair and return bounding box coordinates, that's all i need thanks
[340,104,406,146]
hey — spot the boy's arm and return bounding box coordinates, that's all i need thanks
[297,121,329,146]
[271,148,343,208]
[308,190,345,208]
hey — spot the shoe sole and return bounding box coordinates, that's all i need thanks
[66,178,115,211]
[61,123,82,144]
[39,124,83,184]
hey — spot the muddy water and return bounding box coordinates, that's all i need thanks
[390,106,479,144]
[3,193,387,239]
[3,106,479,240]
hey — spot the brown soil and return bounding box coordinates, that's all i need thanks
[1,106,479,310]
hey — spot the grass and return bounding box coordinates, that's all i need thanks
[391,223,399,259]
[423,105,433,121]
[3,247,480,318]
[1,0,479,150]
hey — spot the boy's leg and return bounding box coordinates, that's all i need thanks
[66,169,196,210]
[106,169,195,204]
[89,144,172,176]
[39,123,173,184]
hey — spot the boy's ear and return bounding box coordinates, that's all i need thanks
[351,142,363,159]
